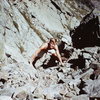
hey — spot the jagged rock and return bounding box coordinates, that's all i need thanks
[0,0,99,100]
[89,62,100,80]
[83,53,92,59]
[76,0,100,10]
[94,48,100,62]
[61,34,72,45]
[42,84,68,99]
[32,87,44,99]
[77,68,94,80]
[60,63,71,73]
[68,78,81,91]
[84,80,100,98]
[0,63,37,98]
[15,91,28,99]
[69,17,80,29]
[57,72,65,80]
[90,62,100,69]
[83,47,99,54]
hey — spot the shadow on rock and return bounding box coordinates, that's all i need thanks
[68,55,85,70]
[70,9,100,49]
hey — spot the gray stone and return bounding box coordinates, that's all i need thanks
[72,95,89,100]
[0,96,12,100]
[84,80,100,97]
[0,0,99,100]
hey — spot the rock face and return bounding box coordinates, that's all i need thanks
[75,0,100,10]
[0,0,100,100]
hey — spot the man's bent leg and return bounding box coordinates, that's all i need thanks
[32,57,40,68]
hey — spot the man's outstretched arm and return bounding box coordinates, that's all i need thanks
[54,45,64,66]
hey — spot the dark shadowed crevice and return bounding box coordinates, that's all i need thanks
[57,79,65,84]
[58,41,73,59]
[68,54,85,70]
[90,97,100,100]
[42,55,59,69]
[50,0,63,13]
[70,9,100,49]
[13,21,19,32]
[0,78,7,84]
[77,79,87,95]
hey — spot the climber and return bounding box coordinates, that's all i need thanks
[29,38,64,68]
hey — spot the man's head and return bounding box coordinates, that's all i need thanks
[49,38,57,49]
[50,38,56,43]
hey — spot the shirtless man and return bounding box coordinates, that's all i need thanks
[29,38,63,67]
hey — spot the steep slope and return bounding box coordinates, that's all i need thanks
[0,0,100,100]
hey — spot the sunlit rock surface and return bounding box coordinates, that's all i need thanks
[0,0,100,100]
